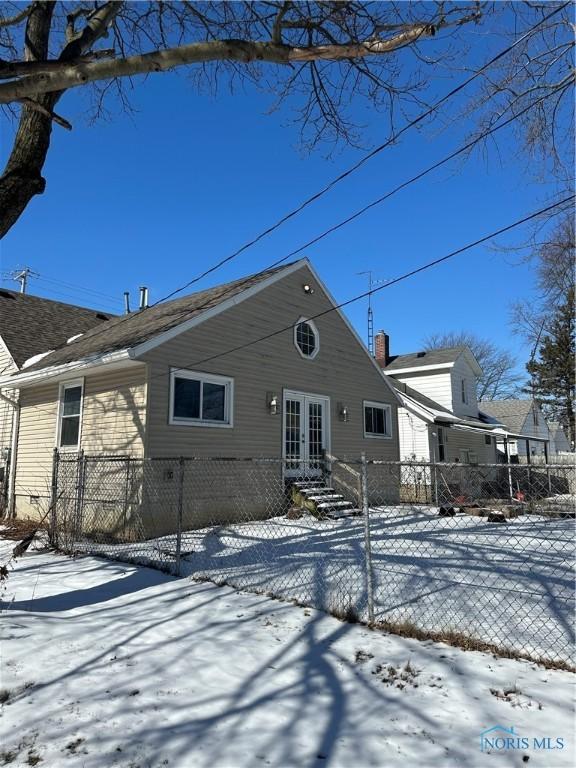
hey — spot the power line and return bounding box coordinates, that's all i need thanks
[154,2,569,306]
[14,4,565,362]
[48,82,556,362]
[3,197,571,425]
[161,195,572,375]
[1,270,123,310]
[253,87,568,272]
[65,83,565,355]
[33,276,124,308]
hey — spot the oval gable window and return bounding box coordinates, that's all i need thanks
[294,318,319,359]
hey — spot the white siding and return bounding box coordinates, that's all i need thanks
[397,409,430,461]
[392,370,453,411]
[450,356,479,419]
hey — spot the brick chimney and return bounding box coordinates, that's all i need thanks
[374,330,390,366]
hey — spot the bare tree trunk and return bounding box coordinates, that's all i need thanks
[0,1,121,238]
[0,2,56,237]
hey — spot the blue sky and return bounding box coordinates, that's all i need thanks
[0,21,565,377]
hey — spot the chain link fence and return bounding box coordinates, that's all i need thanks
[49,451,575,666]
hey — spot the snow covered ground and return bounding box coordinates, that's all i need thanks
[73,507,575,663]
[0,538,574,768]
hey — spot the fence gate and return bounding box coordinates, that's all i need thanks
[54,453,139,547]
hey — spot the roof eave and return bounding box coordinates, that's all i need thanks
[387,362,454,375]
[0,348,137,389]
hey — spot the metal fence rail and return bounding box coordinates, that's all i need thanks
[49,451,575,665]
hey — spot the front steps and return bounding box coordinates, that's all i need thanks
[290,480,361,520]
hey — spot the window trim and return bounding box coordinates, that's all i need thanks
[437,426,446,461]
[461,378,468,404]
[363,400,393,440]
[169,368,234,428]
[56,378,84,452]
[293,317,320,360]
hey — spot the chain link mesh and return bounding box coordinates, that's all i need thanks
[50,453,575,665]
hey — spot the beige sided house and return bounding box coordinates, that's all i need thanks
[0,289,114,512]
[1,260,401,530]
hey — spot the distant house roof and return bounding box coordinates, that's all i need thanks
[16,262,298,374]
[382,346,482,375]
[0,289,115,369]
[478,399,536,434]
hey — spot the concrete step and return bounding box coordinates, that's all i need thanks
[306,493,343,502]
[298,487,335,495]
[317,500,354,510]
[327,508,363,519]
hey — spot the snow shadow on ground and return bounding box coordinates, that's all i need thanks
[169,510,575,662]
[1,547,574,768]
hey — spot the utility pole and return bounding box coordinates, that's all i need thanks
[11,267,39,294]
[357,271,386,355]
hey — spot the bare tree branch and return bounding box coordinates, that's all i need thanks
[0,14,479,104]
[0,3,33,29]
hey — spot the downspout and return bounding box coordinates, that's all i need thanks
[0,388,19,518]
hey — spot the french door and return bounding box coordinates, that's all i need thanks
[283,391,330,477]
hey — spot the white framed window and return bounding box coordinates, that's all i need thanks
[461,378,468,404]
[363,401,392,439]
[169,369,234,428]
[437,426,446,461]
[57,379,84,450]
[294,317,319,359]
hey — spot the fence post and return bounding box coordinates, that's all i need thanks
[360,452,375,624]
[175,457,184,576]
[49,448,59,546]
[73,450,85,546]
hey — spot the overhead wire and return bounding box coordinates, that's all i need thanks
[154,1,570,305]
[29,78,567,359]
[4,195,571,424]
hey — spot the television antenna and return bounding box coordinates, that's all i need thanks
[357,271,387,354]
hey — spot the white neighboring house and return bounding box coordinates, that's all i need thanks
[478,399,551,459]
[374,333,501,464]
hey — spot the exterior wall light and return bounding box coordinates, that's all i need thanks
[338,403,349,422]
[302,284,315,294]
[267,392,279,415]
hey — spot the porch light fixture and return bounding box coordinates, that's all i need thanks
[302,283,315,294]
[267,392,279,415]
[338,402,350,423]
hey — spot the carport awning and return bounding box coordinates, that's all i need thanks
[450,423,501,435]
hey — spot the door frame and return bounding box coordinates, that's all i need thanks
[282,389,331,478]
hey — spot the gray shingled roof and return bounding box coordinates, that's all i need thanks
[383,346,467,371]
[21,263,296,373]
[0,289,115,369]
[478,399,535,434]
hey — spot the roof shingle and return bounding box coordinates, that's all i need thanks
[478,399,535,434]
[20,263,296,373]
[0,289,115,369]
[383,346,467,371]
